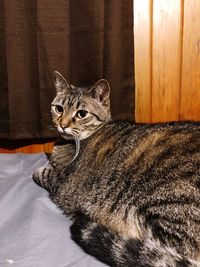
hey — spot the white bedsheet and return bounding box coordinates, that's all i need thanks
[0,153,106,267]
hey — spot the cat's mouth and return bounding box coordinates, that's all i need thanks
[57,125,70,135]
[57,126,78,140]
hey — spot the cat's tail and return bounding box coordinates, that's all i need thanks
[70,213,199,267]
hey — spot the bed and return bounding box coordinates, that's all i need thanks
[0,153,106,267]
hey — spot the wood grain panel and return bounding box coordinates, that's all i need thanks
[180,0,200,120]
[0,141,54,153]
[15,144,44,153]
[152,0,182,122]
[0,148,16,153]
[134,0,152,122]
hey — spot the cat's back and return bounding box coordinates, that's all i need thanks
[84,120,200,169]
[78,120,200,207]
[63,120,200,206]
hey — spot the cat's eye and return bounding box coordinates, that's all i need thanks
[76,110,88,119]
[55,105,63,113]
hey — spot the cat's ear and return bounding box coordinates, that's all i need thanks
[89,79,110,105]
[53,71,71,93]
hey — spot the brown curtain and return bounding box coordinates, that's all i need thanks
[0,0,134,140]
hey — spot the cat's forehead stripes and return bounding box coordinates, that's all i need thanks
[76,100,81,109]
[65,88,90,110]
[67,94,78,108]
[66,88,84,108]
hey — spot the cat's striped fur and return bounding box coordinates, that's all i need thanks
[33,71,200,267]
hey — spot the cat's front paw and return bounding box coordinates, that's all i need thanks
[32,166,46,187]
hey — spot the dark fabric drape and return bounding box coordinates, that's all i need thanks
[0,0,134,140]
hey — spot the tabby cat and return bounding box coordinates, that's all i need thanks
[33,71,200,267]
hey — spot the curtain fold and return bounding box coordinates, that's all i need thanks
[0,0,134,140]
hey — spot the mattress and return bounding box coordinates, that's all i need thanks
[0,153,106,267]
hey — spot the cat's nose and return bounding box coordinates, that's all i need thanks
[58,125,69,134]
[60,125,67,130]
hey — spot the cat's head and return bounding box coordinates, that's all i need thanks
[51,71,111,140]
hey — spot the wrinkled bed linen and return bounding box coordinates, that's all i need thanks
[0,153,106,267]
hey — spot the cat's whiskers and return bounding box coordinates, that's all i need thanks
[71,129,80,136]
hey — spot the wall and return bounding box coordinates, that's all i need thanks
[134,0,200,122]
